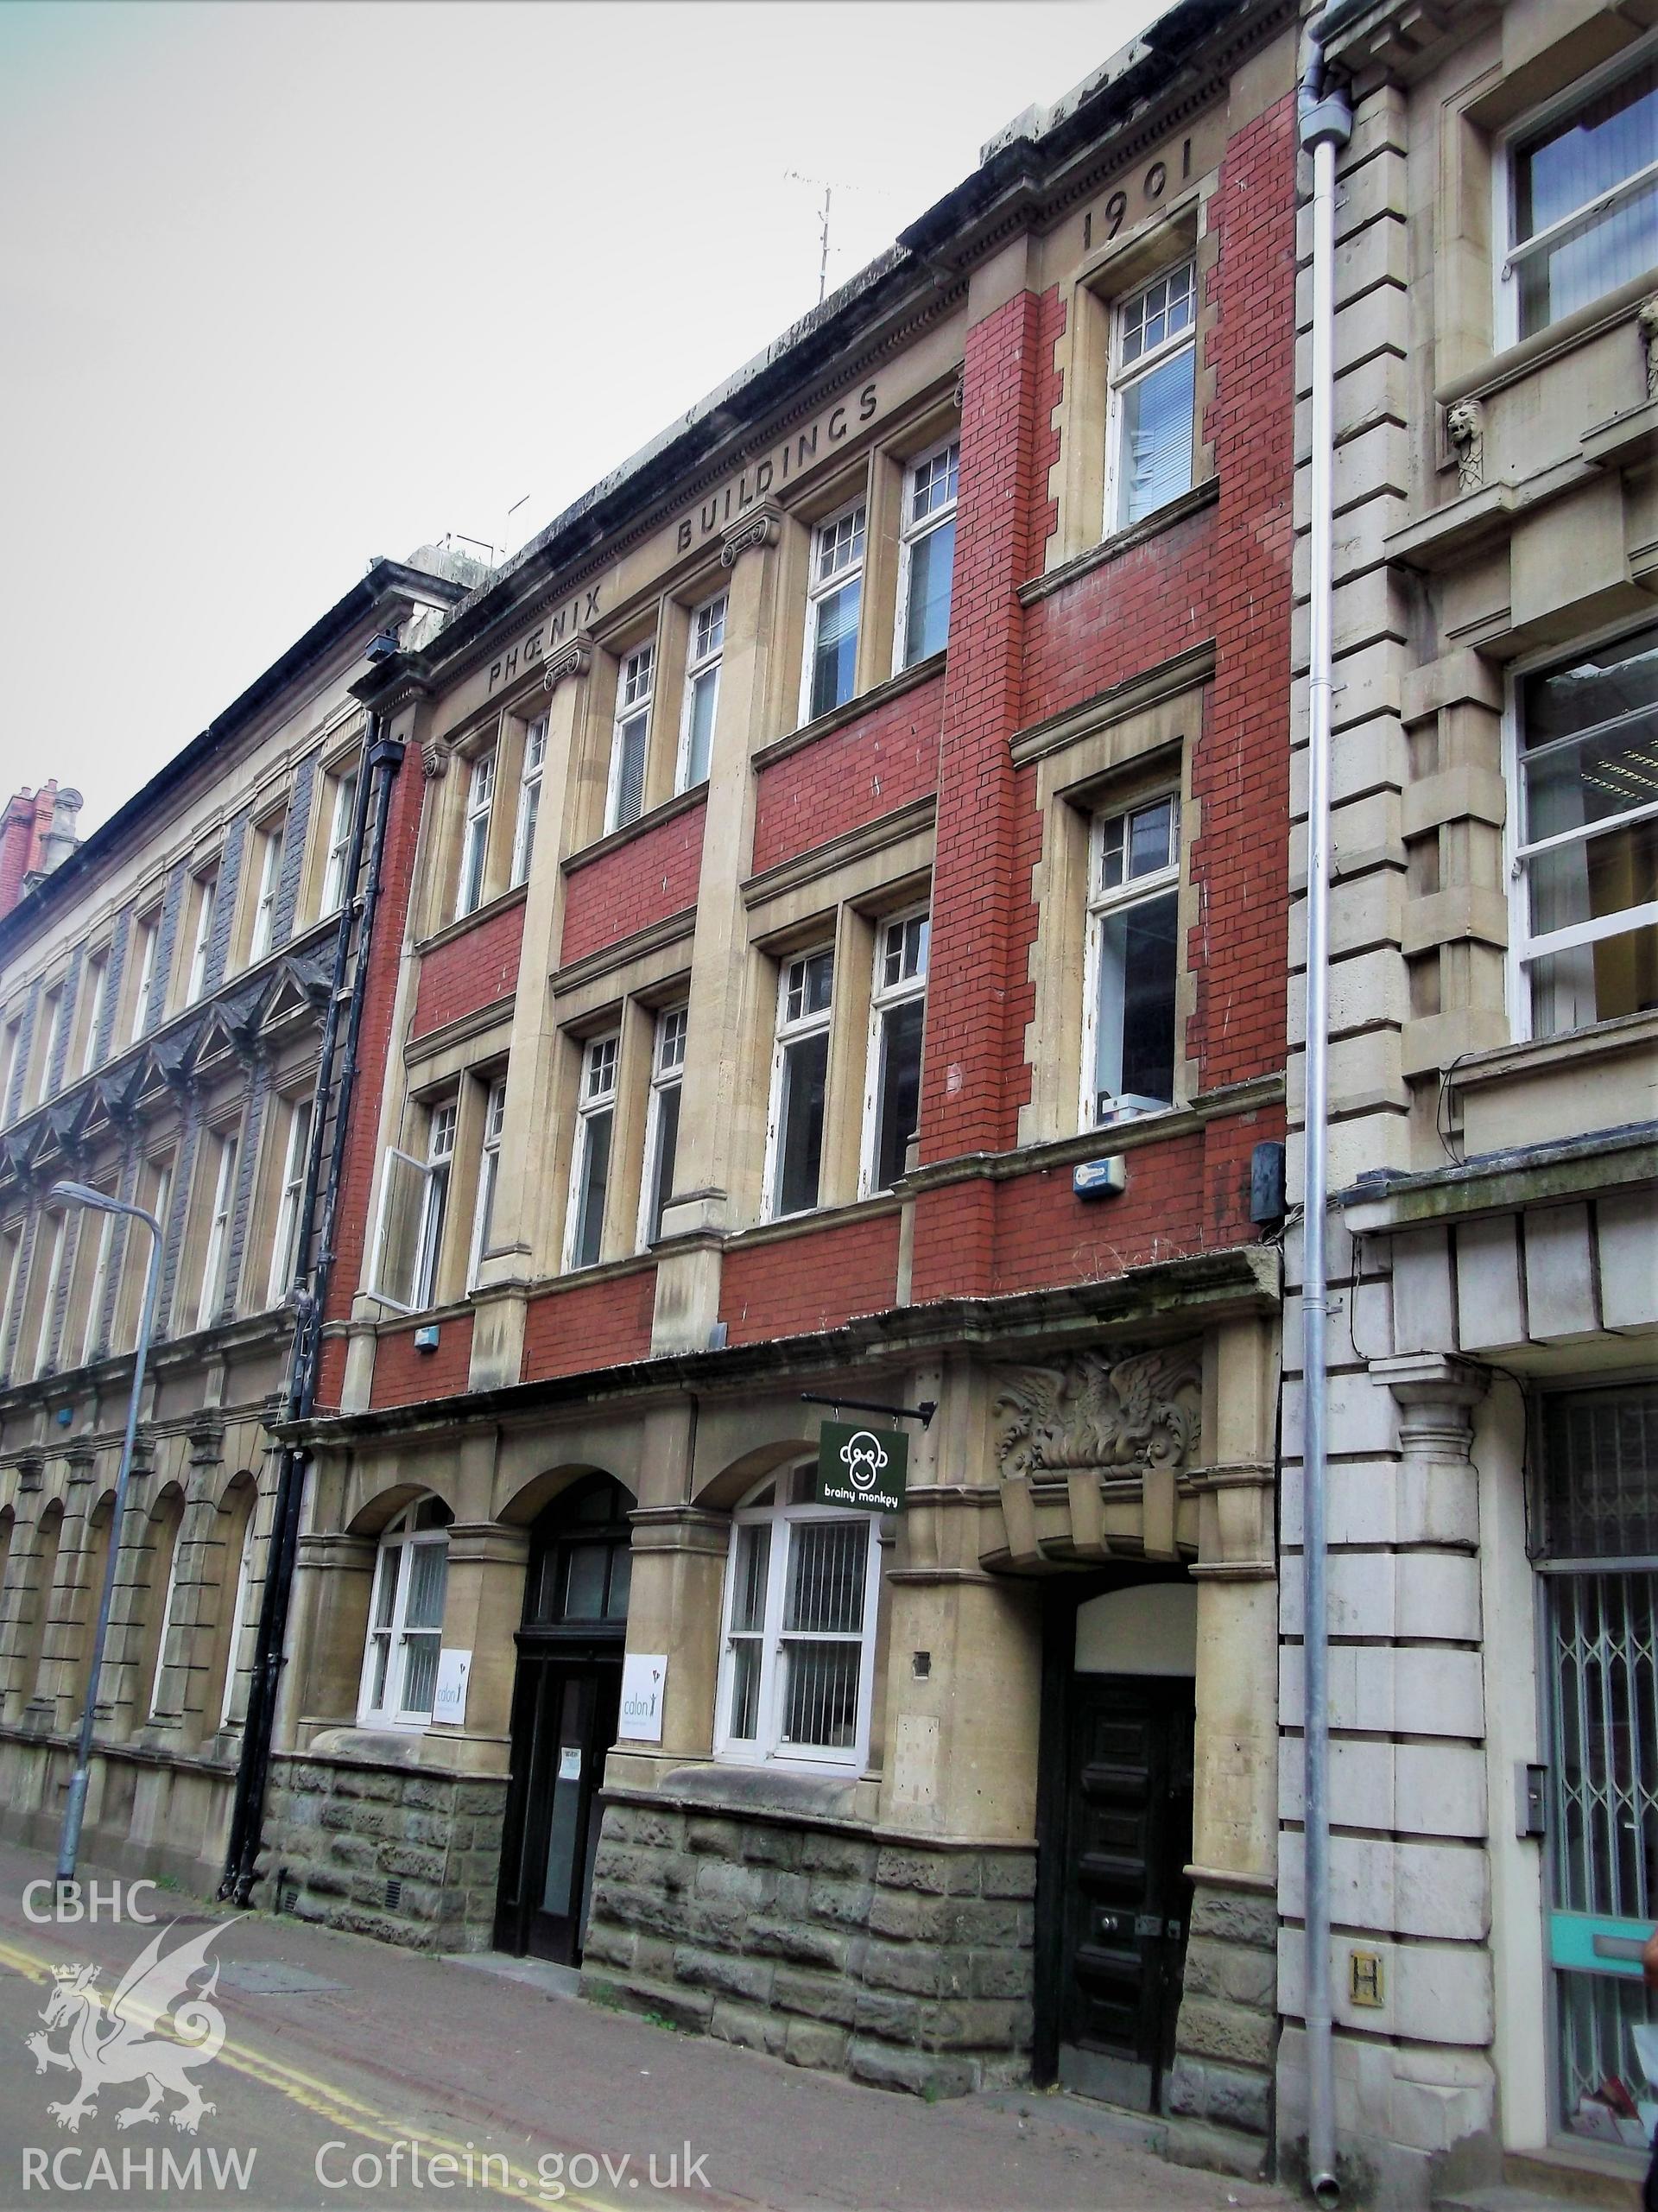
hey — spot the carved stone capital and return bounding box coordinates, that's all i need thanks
[1370,1351,1488,1463]
[1446,398,1484,491]
[1640,295,1658,402]
[16,1450,44,1493]
[421,740,449,783]
[542,636,593,694]
[719,502,782,569]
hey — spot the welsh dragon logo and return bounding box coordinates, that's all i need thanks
[25,1918,236,2134]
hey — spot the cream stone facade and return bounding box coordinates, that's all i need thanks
[0,554,474,1887]
[1281,1,1657,2200]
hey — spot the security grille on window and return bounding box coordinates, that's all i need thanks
[219,1505,259,1729]
[358,1495,453,1727]
[566,1034,618,1270]
[456,751,497,918]
[268,1097,312,1307]
[864,912,928,1195]
[679,594,725,791]
[608,645,655,831]
[467,1075,508,1289]
[716,1467,883,1769]
[185,870,218,1004]
[199,1131,240,1323]
[897,443,959,669]
[766,947,833,1218]
[369,1099,457,1312]
[1502,46,1657,341]
[1512,624,1658,1039]
[1110,262,1196,531]
[147,1511,184,1719]
[249,825,283,963]
[803,505,865,722]
[1085,794,1181,1125]
[320,766,359,916]
[639,1005,687,1247]
[510,719,547,887]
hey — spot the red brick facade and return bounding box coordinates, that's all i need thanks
[559,799,706,968]
[750,671,944,878]
[328,79,1294,1412]
[412,897,526,1038]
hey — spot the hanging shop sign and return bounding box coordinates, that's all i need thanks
[814,1420,909,1514]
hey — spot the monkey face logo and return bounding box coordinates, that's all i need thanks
[839,1429,889,1494]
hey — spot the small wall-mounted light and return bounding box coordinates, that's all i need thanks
[412,1324,440,1353]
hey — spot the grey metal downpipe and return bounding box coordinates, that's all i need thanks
[1298,10,1351,2206]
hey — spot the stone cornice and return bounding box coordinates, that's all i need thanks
[741,796,936,915]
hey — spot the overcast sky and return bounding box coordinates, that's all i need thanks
[2,1,1162,835]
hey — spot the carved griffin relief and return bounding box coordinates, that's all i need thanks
[991,1345,1202,1485]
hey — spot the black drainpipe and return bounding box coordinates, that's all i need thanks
[221,713,403,1903]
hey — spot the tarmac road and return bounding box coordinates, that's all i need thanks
[0,1839,1288,2212]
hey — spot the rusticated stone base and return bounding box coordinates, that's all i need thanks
[580,1793,1035,2099]
[1165,1879,1277,2160]
[257,1746,507,1953]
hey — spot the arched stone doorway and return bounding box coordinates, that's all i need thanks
[493,1473,634,1964]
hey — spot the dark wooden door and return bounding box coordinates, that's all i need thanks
[496,1648,622,1962]
[493,1475,632,1965]
[1056,1675,1194,2111]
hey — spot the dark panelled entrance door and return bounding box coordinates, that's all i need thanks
[1056,1675,1195,2111]
[494,1475,632,1964]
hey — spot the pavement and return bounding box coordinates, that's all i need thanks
[0,1837,1292,2212]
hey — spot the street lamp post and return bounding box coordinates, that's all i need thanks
[47,1182,162,1889]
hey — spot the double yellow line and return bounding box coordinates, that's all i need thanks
[0,1932,609,2209]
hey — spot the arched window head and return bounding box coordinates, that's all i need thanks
[714,1464,883,1772]
[358,1494,453,1728]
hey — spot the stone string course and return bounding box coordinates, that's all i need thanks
[580,1800,1035,2099]
[259,1752,506,1953]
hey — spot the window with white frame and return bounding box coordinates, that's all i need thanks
[31,1211,66,1378]
[1500,44,1656,343]
[715,1467,883,1770]
[896,443,959,670]
[129,914,159,1043]
[1084,793,1181,1126]
[1511,624,1658,1040]
[765,948,834,1219]
[639,1005,687,1247]
[1109,262,1197,531]
[0,1221,22,1371]
[79,1206,115,1366]
[566,1034,618,1269]
[803,504,865,722]
[320,765,359,917]
[34,987,62,1104]
[368,1098,457,1311]
[218,1502,259,1728]
[456,750,497,919]
[0,1015,19,1122]
[358,1494,453,1727]
[248,821,283,964]
[467,1075,508,1289]
[267,1096,312,1307]
[608,644,655,832]
[78,953,108,1079]
[679,594,725,791]
[863,912,928,1195]
[147,1507,184,1719]
[185,868,218,1004]
[198,1130,239,1325]
[510,718,547,887]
